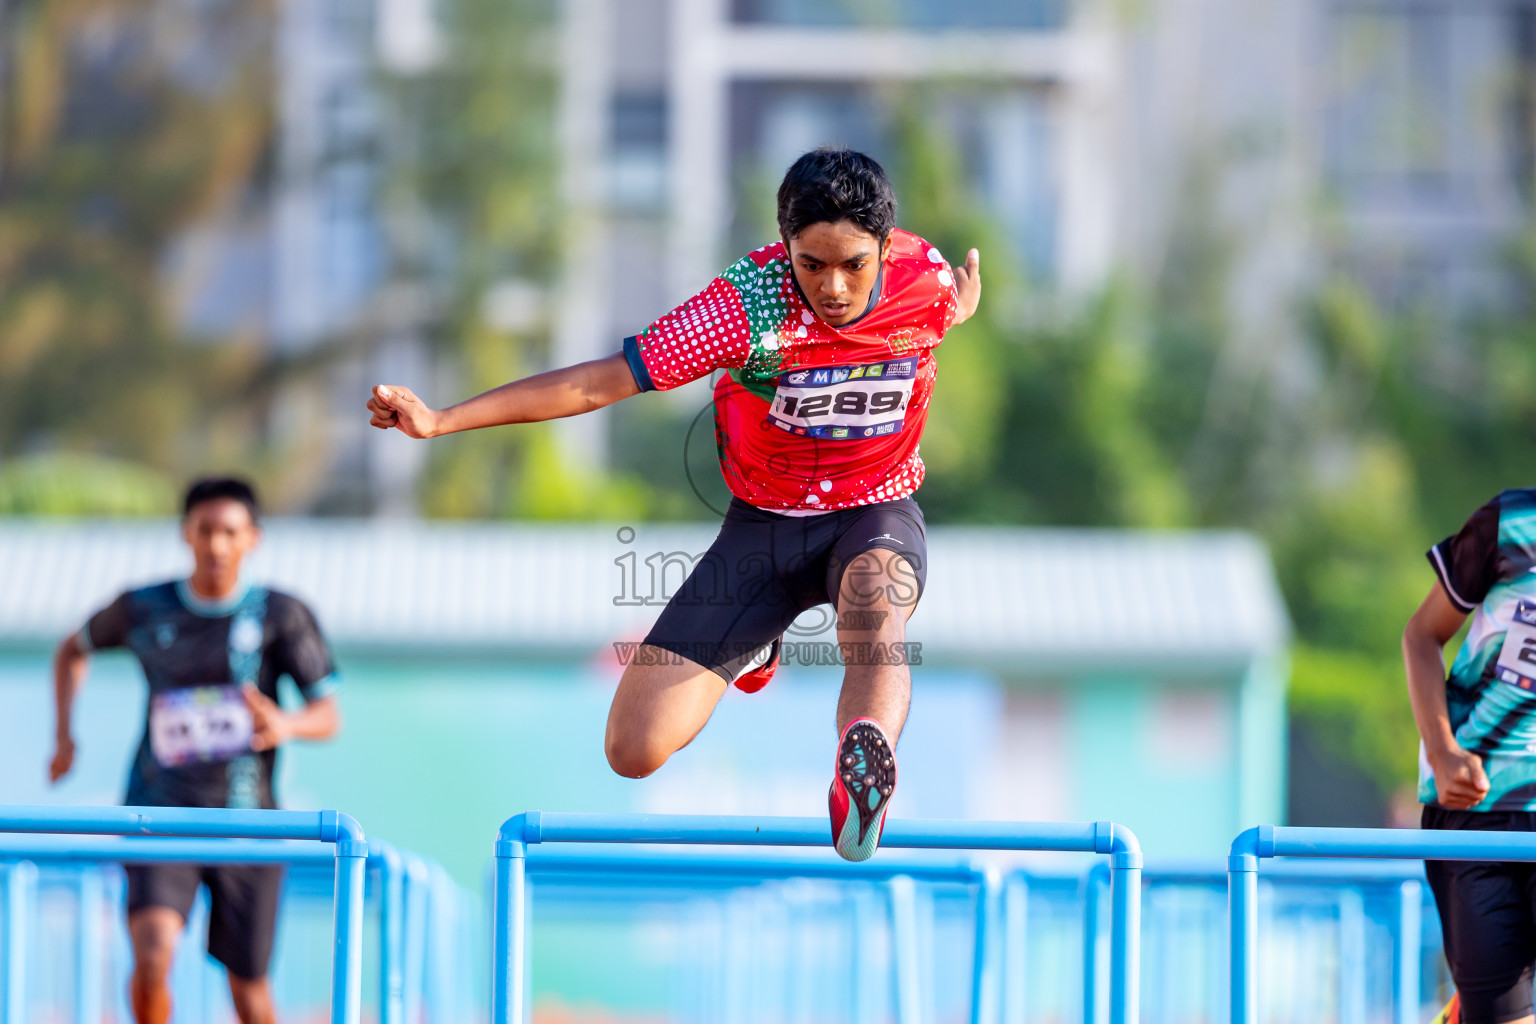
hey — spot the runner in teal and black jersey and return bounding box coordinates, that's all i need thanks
[1406,489,1536,1024]
[50,478,342,1024]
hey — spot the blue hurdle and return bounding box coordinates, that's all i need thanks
[1075,858,1427,1024]
[0,834,433,1024]
[0,806,368,1024]
[1228,825,1536,1024]
[493,812,1143,1024]
[526,846,996,1024]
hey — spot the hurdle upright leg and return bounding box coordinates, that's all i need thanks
[492,837,528,1024]
[75,868,105,1024]
[1108,852,1142,1024]
[969,868,1001,1024]
[1229,853,1259,1024]
[1396,879,1423,1024]
[332,842,368,1024]
[375,843,405,1024]
[2,862,36,1024]
[1001,874,1028,1024]
[887,874,922,1024]
[1081,867,1106,1024]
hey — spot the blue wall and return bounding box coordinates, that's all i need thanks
[0,647,1266,884]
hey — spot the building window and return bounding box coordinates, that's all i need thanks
[1325,4,1522,207]
[729,84,1057,283]
[1323,2,1532,309]
[729,0,1069,30]
[323,162,383,324]
[609,92,669,214]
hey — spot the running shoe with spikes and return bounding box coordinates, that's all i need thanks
[829,717,896,862]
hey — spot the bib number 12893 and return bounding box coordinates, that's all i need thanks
[1496,601,1536,691]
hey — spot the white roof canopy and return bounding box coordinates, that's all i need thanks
[0,518,1289,668]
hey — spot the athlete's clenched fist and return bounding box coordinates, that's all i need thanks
[367,384,441,439]
[951,248,982,328]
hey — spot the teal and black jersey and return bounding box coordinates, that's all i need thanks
[80,581,339,811]
[1421,489,1536,810]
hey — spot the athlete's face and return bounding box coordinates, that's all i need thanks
[182,498,260,598]
[785,221,893,327]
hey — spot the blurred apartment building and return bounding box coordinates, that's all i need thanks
[552,0,1536,463]
[150,0,1536,510]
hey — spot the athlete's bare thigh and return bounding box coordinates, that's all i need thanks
[604,646,728,779]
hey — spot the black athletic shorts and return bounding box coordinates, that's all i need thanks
[643,496,928,681]
[126,862,285,980]
[1423,804,1536,1024]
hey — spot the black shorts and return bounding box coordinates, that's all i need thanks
[1423,804,1536,1024]
[126,862,285,979]
[643,496,928,680]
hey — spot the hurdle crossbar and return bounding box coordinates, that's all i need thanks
[1228,825,1536,1024]
[0,836,433,1024]
[1075,858,1427,1024]
[492,812,1143,1024]
[0,806,367,1024]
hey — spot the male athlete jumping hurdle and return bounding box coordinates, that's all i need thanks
[367,148,981,860]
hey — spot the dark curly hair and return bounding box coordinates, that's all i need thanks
[183,477,261,524]
[777,147,897,243]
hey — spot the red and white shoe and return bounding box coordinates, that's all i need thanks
[829,717,897,862]
[732,638,781,694]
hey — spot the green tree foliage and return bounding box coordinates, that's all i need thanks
[0,0,383,514]
[0,451,175,515]
[0,0,282,500]
[881,99,1536,813]
[4,2,1528,814]
[388,0,655,520]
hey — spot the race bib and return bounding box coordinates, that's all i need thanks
[1496,602,1536,691]
[148,685,253,768]
[765,360,917,440]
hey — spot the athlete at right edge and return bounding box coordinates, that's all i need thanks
[1407,489,1536,1024]
[366,148,981,860]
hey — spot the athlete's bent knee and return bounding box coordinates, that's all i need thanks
[604,731,669,779]
[130,912,181,980]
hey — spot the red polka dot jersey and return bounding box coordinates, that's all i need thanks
[622,228,960,513]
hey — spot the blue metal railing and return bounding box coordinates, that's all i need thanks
[526,846,996,1024]
[1074,859,1429,1024]
[0,834,437,1024]
[0,805,367,1024]
[492,812,1143,1024]
[1228,825,1536,1024]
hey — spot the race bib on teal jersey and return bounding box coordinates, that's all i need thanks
[149,684,253,767]
[1496,602,1536,691]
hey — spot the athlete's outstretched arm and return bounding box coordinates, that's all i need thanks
[950,248,982,328]
[368,352,640,439]
[50,633,89,783]
[1404,583,1486,809]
